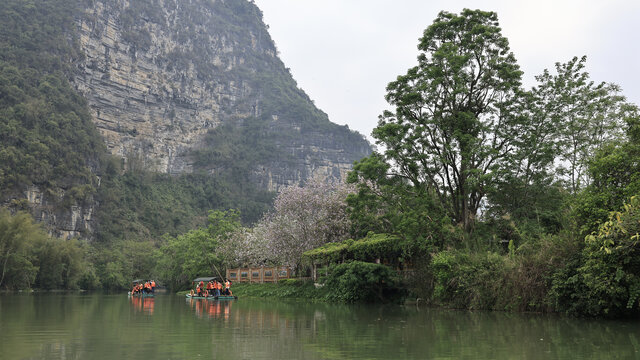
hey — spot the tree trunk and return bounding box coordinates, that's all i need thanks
[0,251,12,288]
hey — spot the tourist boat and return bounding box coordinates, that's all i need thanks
[128,279,155,297]
[186,276,237,300]
[185,294,237,300]
[129,291,155,298]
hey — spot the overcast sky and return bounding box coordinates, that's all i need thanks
[252,0,640,142]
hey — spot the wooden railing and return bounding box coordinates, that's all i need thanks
[226,266,291,283]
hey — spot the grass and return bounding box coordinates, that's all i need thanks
[220,280,323,299]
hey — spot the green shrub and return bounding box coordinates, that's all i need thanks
[557,196,640,317]
[431,250,512,310]
[322,261,402,303]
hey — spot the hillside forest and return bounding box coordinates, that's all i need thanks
[1,4,639,318]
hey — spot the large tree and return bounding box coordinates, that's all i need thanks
[533,56,631,194]
[374,9,524,233]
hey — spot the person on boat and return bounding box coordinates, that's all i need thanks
[151,280,156,293]
[144,281,152,294]
[196,283,203,297]
[206,280,214,297]
[214,280,221,296]
[224,279,232,296]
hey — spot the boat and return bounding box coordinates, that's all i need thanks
[128,279,156,297]
[186,276,237,300]
[185,293,209,300]
[129,291,155,298]
[185,293,237,300]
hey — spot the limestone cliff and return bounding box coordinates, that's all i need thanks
[72,0,371,190]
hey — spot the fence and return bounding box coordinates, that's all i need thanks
[226,266,291,283]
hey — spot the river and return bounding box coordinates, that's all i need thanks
[0,293,638,359]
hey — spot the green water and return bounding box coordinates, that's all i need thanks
[0,293,639,359]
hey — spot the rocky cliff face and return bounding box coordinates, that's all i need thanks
[72,0,371,190]
[21,186,96,240]
[2,0,370,242]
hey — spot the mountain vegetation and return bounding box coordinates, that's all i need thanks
[0,0,103,208]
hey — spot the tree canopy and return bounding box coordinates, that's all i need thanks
[373,9,637,241]
[375,9,523,233]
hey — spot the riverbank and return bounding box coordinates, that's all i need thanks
[231,280,321,299]
[176,280,323,300]
[178,277,406,305]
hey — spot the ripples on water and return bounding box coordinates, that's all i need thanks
[0,293,639,359]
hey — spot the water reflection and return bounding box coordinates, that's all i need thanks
[185,298,232,320]
[130,295,155,315]
[1,294,639,360]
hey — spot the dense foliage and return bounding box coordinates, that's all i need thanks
[0,209,92,290]
[550,196,640,317]
[303,233,402,265]
[155,210,241,290]
[0,0,104,204]
[328,9,639,315]
[322,261,403,303]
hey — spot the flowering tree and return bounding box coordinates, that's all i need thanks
[214,178,355,270]
[217,223,270,268]
[260,177,355,269]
